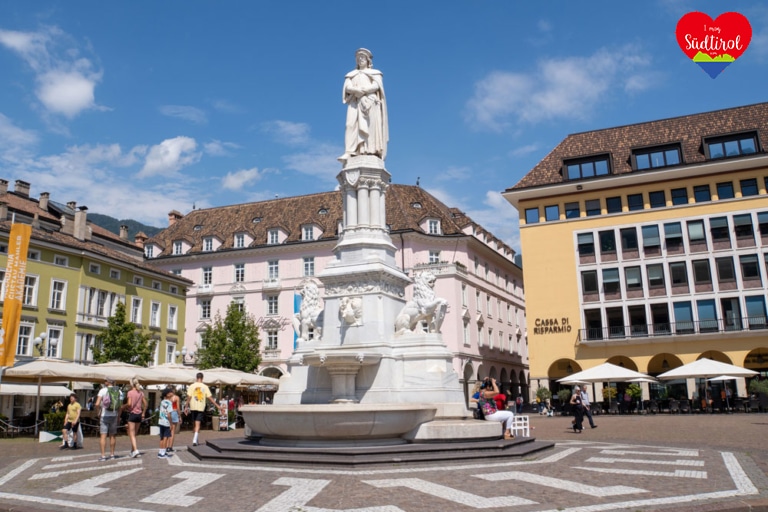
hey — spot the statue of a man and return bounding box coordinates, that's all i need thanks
[338,48,388,163]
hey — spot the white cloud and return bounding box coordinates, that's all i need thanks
[159,105,208,125]
[0,113,38,150]
[139,136,201,178]
[262,120,311,145]
[509,144,539,157]
[435,166,471,182]
[222,167,263,191]
[282,143,341,182]
[211,99,243,113]
[465,45,654,130]
[0,26,102,118]
[204,140,240,157]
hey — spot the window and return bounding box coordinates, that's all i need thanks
[428,219,441,234]
[202,267,212,285]
[697,299,718,332]
[461,284,467,307]
[647,264,665,288]
[524,208,539,224]
[46,328,62,358]
[22,275,37,305]
[463,324,470,346]
[166,343,176,364]
[303,225,314,240]
[625,267,642,291]
[235,263,245,283]
[706,132,758,159]
[110,269,120,280]
[599,230,616,254]
[268,260,279,280]
[673,301,694,333]
[585,199,600,216]
[152,281,161,290]
[150,302,160,327]
[693,185,711,202]
[602,268,620,294]
[733,214,754,238]
[27,250,40,261]
[235,233,245,248]
[641,225,660,248]
[687,220,706,243]
[633,145,681,170]
[203,237,213,252]
[303,257,315,277]
[649,191,666,208]
[745,296,767,329]
[54,255,68,266]
[577,233,594,255]
[564,202,580,219]
[200,299,211,320]
[627,194,644,211]
[173,241,183,255]
[486,296,492,317]
[584,309,603,340]
[133,276,143,286]
[544,205,559,222]
[268,229,279,244]
[266,330,278,350]
[605,196,622,214]
[564,155,610,180]
[50,280,66,310]
[717,182,735,199]
[267,295,278,315]
[740,255,760,280]
[581,271,597,294]
[664,222,683,248]
[170,285,178,294]
[89,263,100,274]
[710,217,730,242]
[716,257,735,282]
[232,296,245,313]
[429,250,440,264]
[740,177,759,196]
[693,260,712,284]
[669,262,688,285]
[669,188,687,205]
[145,245,154,258]
[759,212,768,236]
[97,290,107,317]
[131,297,142,323]
[16,325,32,356]
[168,305,178,330]
[620,228,638,251]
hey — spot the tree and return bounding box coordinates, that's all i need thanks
[197,302,262,372]
[93,302,156,366]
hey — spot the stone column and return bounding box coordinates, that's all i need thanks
[346,188,357,227]
[369,183,381,227]
[357,182,370,226]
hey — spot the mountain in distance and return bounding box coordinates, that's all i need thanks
[88,213,163,240]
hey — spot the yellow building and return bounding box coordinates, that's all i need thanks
[504,103,768,408]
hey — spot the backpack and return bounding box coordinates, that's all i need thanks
[102,386,121,413]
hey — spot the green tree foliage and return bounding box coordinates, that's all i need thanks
[196,302,262,372]
[535,387,552,401]
[92,302,156,365]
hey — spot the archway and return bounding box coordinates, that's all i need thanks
[605,355,638,371]
[698,350,731,364]
[744,348,768,373]
[462,361,475,406]
[648,353,684,401]
[499,368,509,395]
[547,359,580,406]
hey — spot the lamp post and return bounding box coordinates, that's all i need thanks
[181,347,196,366]
[32,332,58,435]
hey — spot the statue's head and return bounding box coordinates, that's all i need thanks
[355,48,372,69]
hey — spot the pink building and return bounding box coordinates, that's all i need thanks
[144,184,528,402]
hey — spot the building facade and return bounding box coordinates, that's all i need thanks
[144,184,528,402]
[0,178,192,419]
[503,103,768,404]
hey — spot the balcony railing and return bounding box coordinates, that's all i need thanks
[263,348,281,360]
[75,313,110,328]
[579,316,768,342]
[197,283,214,295]
[411,262,467,276]
[262,278,281,290]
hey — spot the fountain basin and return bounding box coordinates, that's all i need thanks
[240,403,437,447]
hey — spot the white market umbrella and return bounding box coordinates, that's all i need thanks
[151,363,197,385]
[557,362,652,383]
[657,358,757,380]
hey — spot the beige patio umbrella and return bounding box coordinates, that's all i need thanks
[91,361,184,385]
[151,362,196,385]
[203,367,280,387]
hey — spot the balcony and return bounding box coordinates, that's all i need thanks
[578,316,768,344]
[411,262,467,276]
[75,313,110,328]
[262,278,281,290]
[263,348,281,360]
[197,283,214,295]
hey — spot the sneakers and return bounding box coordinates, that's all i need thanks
[192,442,198,447]
[98,456,109,461]
[166,447,174,453]
[157,453,167,458]
[60,443,68,450]
[130,450,140,458]
[591,425,598,428]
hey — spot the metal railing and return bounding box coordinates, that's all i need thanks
[579,316,768,342]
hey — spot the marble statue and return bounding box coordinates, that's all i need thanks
[292,280,324,342]
[339,296,363,326]
[395,271,448,335]
[339,48,388,163]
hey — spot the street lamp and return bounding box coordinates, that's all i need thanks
[34,332,57,357]
[181,347,196,366]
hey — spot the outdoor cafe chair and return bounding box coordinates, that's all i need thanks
[669,399,680,414]
[679,400,691,413]
[648,400,659,414]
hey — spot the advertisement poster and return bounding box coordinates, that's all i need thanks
[218,399,229,431]
[0,223,31,367]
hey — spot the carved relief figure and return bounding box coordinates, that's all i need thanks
[292,280,324,342]
[339,296,363,326]
[339,48,388,163]
[394,272,449,335]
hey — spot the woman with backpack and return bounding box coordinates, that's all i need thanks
[125,377,147,458]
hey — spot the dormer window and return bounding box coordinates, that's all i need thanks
[252,217,262,224]
[428,219,441,235]
[318,208,328,215]
[145,245,154,258]
[411,202,422,209]
[563,154,611,181]
[302,225,314,241]
[268,229,279,245]
[632,144,682,170]
[173,241,183,255]
[193,225,203,231]
[705,131,759,160]
[234,233,245,248]
[203,237,213,252]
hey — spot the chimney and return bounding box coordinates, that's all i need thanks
[0,201,7,221]
[168,210,183,226]
[67,201,77,211]
[74,206,88,241]
[134,231,147,249]
[0,179,7,194]
[119,224,129,240]
[14,180,30,197]
[31,212,40,229]
[39,192,50,212]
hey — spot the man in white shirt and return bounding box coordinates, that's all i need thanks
[580,387,597,429]
[94,377,122,461]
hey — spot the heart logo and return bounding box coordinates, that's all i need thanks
[676,12,752,78]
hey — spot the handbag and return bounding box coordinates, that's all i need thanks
[473,405,484,420]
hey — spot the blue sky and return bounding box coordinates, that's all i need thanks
[0,1,766,253]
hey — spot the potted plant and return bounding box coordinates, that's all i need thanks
[627,383,643,413]
[557,389,572,415]
[535,387,552,414]
[602,386,618,412]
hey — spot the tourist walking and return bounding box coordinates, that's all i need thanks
[580,386,597,429]
[125,377,147,458]
[167,388,181,452]
[95,377,122,461]
[61,393,81,449]
[570,385,584,433]
[157,388,174,458]
[183,372,223,447]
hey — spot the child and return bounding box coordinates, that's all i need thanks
[157,388,174,458]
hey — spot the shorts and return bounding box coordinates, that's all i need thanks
[171,411,180,424]
[159,425,172,440]
[100,415,118,436]
[191,410,205,423]
[128,413,143,423]
[64,421,79,432]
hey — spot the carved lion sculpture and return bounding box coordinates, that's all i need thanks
[293,280,324,342]
[394,271,448,335]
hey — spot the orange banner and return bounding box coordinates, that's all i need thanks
[0,223,32,367]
